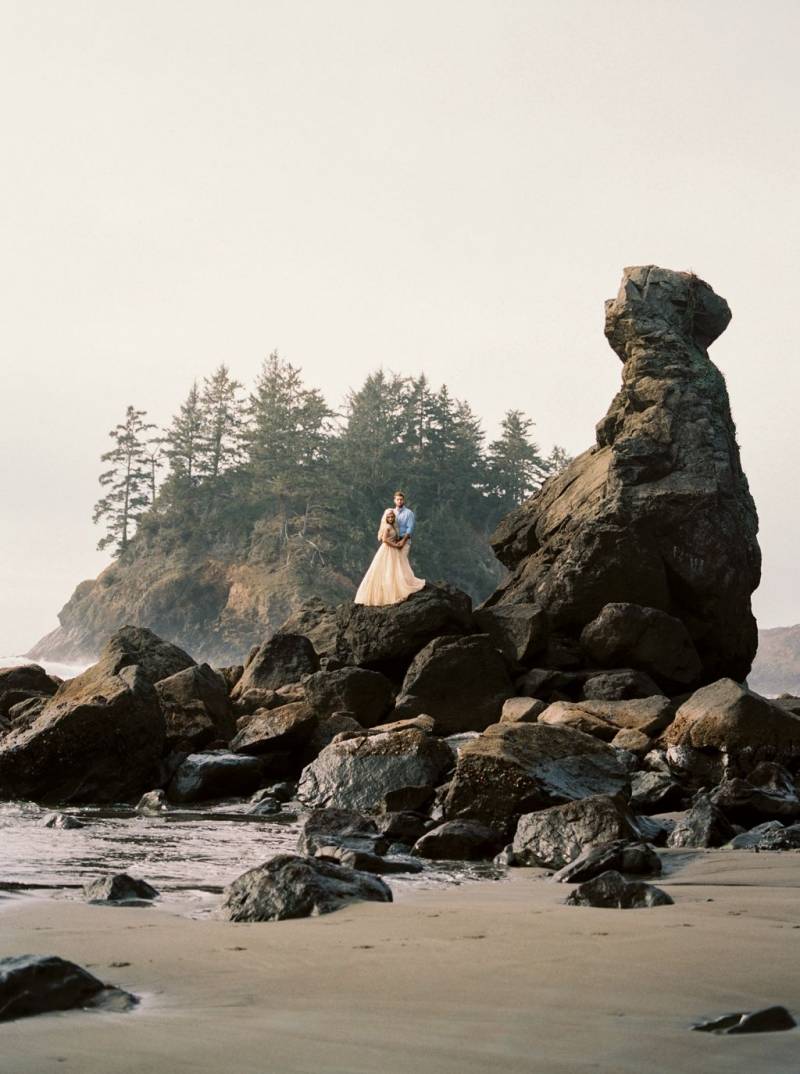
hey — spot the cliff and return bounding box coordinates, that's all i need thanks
[750,625,800,696]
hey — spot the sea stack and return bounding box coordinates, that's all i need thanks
[481,265,761,687]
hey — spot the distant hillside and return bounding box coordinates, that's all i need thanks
[749,625,800,696]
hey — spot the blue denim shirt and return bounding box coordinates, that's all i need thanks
[395,505,416,539]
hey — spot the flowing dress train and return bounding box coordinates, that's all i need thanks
[354,525,425,606]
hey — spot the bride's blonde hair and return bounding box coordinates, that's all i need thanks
[377,508,397,540]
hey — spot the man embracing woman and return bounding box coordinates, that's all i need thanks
[353,491,425,607]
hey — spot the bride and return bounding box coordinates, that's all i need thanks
[354,508,425,606]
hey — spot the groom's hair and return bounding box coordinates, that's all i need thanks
[394,490,405,498]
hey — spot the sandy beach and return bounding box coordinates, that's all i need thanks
[1,850,798,1074]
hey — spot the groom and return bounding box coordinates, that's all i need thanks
[392,490,415,554]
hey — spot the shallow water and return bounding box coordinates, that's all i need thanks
[0,800,505,917]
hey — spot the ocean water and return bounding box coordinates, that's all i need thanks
[0,654,89,679]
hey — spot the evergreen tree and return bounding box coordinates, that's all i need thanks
[92,405,155,552]
[198,364,245,480]
[487,409,549,510]
[164,381,205,489]
[545,444,573,475]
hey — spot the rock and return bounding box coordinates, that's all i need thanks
[481,267,760,687]
[553,840,661,883]
[494,845,518,866]
[155,663,235,750]
[263,781,297,803]
[136,789,168,814]
[538,695,673,743]
[363,714,436,736]
[233,688,281,717]
[380,785,435,814]
[472,604,548,666]
[0,662,164,804]
[667,793,736,848]
[375,811,429,845]
[630,771,684,814]
[303,667,394,727]
[565,869,673,908]
[314,845,423,874]
[610,728,652,756]
[444,723,629,832]
[304,713,363,760]
[512,794,641,869]
[394,635,514,734]
[500,697,547,724]
[0,954,137,1021]
[248,795,282,815]
[41,812,85,829]
[296,808,388,857]
[96,625,196,684]
[710,763,800,826]
[412,820,505,861]
[692,1006,796,1034]
[221,853,392,921]
[0,663,58,717]
[231,702,317,757]
[216,664,243,692]
[298,728,453,814]
[231,634,319,699]
[276,598,341,661]
[666,679,800,771]
[581,669,664,701]
[580,604,702,687]
[728,821,800,850]
[84,873,159,902]
[6,696,48,726]
[334,583,474,673]
[167,751,264,803]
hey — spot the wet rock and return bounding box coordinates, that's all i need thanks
[276,597,341,661]
[710,762,800,826]
[482,267,760,687]
[248,795,282,815]
[565,869,673,908]
[727,820,800,850]
[335,583,474,673]
[444,723,629,832]
[375,811,428,845]
[394,635,514,734]
[231,702,317,756]
[539,695,673,743]
[580,604,702,687]
[40,812,85,830]
[472,603,547,667]
[263,781,297,802]
[221,853,392,921]
[305,713,364,760]
[692,1006,796,1034]
[512,795,642,869]
[304,667,394,728]
[500,697,546,724]
[552,840,661,882]
[314,845,423,874]
[167,750,264,803]
[379,785,435,814]
[136,789,168,814]
[155,663,235,751]
[0,954,137,1021]
[494,845,518,866]
[666,679,800,771]
[6,696,48,727]
[667,793,736,848]
[98,625,196,684]
[581,669,664,701]
[0,663,58,717]
[84,873,159,902]
[297,807,388,856]
[412,820,505,861]
[0,662,164,804]
[298,728,453,814]
[231,634,319,700]
[630,771,685,814]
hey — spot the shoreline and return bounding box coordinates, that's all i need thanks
[1,851,799,1074]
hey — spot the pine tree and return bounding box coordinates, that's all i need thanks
[198,364,245,480]
[487,409,549,510]
[92,405,155,553]
[545,444,573,475]
[164,381,205,488]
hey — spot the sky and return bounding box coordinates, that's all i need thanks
[1,0,798,654]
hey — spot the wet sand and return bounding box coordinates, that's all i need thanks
[1,850,798,1074]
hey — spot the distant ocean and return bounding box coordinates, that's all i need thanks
[0,655,89,680]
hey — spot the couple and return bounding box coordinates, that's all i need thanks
[354,491,426,607]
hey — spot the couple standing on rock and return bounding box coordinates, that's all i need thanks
[354,490,426,607]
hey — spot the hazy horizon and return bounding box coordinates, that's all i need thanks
[2,1,799,655]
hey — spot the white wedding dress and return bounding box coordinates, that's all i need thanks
[354,522,425,606]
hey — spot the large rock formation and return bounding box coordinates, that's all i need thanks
[482,266,760,687]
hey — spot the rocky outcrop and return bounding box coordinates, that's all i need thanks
[564,870,673,909]
[538,696,673,743]
[482,266,760,687]
[0,955,137,1021]
[167,751,265,803]
[512,794,642,869]
[84,873,159,902]
[0,664,58,718]
[303,667,394,727]
[155,663,235,750]
[232,634,319,698]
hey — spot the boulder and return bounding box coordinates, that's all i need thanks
[412,820,505,861]
[580,604,702,687]
[444,722,629,832]
[298,728,453,814]
[710,763,800,826]
[304,713,363,760]
[231,634,319,699]
[0,664,58,717]
[630,771,684,814]
[581,669,664,701]
[0,955,137,1022]
[304,667,394,727]
[610,728,652,756]
[500,697,546,724]
[296,807,388,857]
[0,662,164,804]
[728,821,800,851]
[552,840,661,883]
[667,794,736,848]
[41,812,85,830]
[693,1006,796,1034]
[472,604,547,666]
[248,795,282,815]
[564,870,673,908]
[334,583,474,673]
[94,625,195,684]
[666,679,800,772]
[155,663,235,750]
[313,845,423,874]
[6,696,48,727]
[136,789,168,814]
[277,598,341,660]
[84,873,159,902]
[375,811,429,845]
[231,702,317,756]
[512,795,641,869]
[167,751,264,803]
[481,267,760,687]
[221,854,392,921]
[538,696,673,743]
[394,635,514,734]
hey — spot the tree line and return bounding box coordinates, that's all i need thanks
[93,354,572,601]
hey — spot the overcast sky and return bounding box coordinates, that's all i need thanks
[1,0,798,655]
